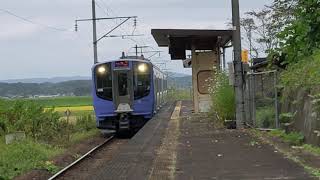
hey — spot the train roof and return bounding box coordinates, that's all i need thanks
[92,57,167,76]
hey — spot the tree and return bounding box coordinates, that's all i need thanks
[240,17,259,59]
[277,0,320,64]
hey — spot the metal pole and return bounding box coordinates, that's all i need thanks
[92,0,98,64]
[135,45,138,56]
[274,71,279,128]
[252,74,256,127]
[231,0,245,128]
[223,48,226,70]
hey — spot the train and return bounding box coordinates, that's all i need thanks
[91,55,168,132]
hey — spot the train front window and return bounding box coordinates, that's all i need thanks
[134,62,151,100]
[95,63,112,100]
[118,72,128,96]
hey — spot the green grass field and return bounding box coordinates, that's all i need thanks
[30,96,92,107]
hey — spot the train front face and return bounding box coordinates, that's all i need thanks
[92,59,154,131]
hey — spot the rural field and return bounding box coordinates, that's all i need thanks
[0,96,98,180]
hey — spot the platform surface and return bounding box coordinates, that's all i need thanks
[91,101,314,180]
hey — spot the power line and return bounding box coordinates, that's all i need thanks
[0,8,70,32]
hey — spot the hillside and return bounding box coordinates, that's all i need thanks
[0,75,191,98]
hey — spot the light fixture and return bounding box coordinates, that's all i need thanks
[138,64,147,72]
[98,66,106,74]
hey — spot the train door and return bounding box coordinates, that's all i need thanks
[113,70,134,113]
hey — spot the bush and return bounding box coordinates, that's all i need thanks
[281,50,320,89]
[279,112,295,124]
[76,113,96,131]
[0,100,73,143]
[256,106,275,128]
[209,70,235,124]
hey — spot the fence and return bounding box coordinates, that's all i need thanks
[244,70,279,129]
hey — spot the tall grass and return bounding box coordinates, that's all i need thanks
[209,70,235,124]
[0,98,98,179]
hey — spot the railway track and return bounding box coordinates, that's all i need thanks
[48,135,115,180]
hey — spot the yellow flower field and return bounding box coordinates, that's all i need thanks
[46,106,94,112]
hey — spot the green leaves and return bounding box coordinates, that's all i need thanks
[209,71,235,123]
[277,0,320,64]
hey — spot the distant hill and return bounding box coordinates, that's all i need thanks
[0,80,92,97]
[0,73,192,98]
[0,72,190,84]
[0,76,91,84]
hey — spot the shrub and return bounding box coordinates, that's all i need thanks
[0,100,72,143]
[256,106,275,128]
[282,132,304,146]
[281,50,320,89]
[76,113,96,131]
[279,112,295,124]
[209,70,235,124]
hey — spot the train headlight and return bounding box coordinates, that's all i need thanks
[138,64,147,73]
[98,66,106,74]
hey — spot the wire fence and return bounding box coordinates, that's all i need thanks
[244,70,279,129]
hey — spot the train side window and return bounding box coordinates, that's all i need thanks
[95,63,112,100]
[133,62,151,100]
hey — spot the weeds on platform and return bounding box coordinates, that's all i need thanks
[209,69,235,126]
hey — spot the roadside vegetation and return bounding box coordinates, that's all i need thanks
[0,98,97,180]
[240,0,320,147]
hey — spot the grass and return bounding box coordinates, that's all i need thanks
[256,106,275,128]
[30,96,92,107]
[268,129,304,146]
[302,144,320,156]
[0,129,99,180]
[69,129,99,145]
[0,138,63,180]
[209,71,235,124]
[0,97,98,179]
[167,89,192,101]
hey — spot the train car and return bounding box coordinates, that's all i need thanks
[92,55,167,132]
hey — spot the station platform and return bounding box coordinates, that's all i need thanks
[91,101,314,180]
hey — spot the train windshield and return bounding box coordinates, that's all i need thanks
[118,72,128,96]
[95,63,112,100]
[133,62,151,100]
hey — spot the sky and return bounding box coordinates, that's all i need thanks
[0,0,272,80]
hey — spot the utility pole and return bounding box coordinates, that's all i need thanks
[231,0,245,129]
[75,2,137,64]
[92,0,98,64]
[135,45,138,57]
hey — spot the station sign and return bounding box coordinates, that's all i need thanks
[241,49,249,64]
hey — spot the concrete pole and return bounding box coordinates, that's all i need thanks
[231,0,245,128]
[92,0,98,64]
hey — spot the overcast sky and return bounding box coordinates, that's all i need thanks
[0,0,272,80]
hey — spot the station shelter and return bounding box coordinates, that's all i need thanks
[151,29,233,113]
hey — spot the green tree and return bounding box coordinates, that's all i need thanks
[277,0,320,64]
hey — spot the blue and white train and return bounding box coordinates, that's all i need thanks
[91,55,167,132]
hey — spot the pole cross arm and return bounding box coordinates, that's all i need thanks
[95,17,133,43]
[75,16,137,22]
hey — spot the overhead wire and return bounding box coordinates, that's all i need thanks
[0,8,71,32]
